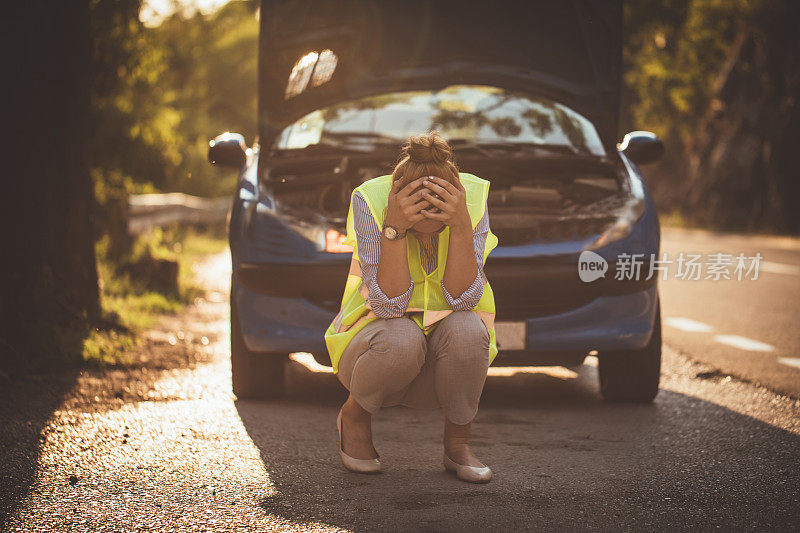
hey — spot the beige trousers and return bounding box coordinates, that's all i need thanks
[335,310,491,425]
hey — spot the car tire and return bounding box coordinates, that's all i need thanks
[598,297,662,402]
[230,301,287,399]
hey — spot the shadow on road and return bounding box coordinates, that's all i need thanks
[0,369,79,528]
[0,297,223,528]
[237,359,800,531]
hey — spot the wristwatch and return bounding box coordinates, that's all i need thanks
[382,223,407,240]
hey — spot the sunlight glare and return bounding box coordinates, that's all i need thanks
[140,0,232,27]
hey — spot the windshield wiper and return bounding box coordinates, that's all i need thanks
[321,131,404,143]
[449,139,590,157]
[449,140,614,174]
[317,131,405,150]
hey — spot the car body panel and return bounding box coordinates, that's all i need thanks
[229,148,661,365]
[234,283,333,355]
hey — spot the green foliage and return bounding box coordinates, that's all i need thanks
[136,0,260,196]
[622,0,755,142]
[87,224,227,367]
[85,2,252,368]
[90,0,257,251]
[90,0,181,192]
[152,1,259,196]
[82,328,138,367]
[619,0,790,232]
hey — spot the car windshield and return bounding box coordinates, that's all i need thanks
[273,85,606,157]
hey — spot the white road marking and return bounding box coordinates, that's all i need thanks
[778,358,800,370]
[760,261,800,275]
[665,317,714,333]
[713,335,774,352]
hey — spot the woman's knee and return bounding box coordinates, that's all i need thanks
[368,317,427,369]
[439,311,490,353]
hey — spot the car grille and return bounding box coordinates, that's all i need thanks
[494,293,597,320]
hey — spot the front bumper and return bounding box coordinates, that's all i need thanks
[233,276,334,355]
[496,283,658,366]
[233,273,658,366]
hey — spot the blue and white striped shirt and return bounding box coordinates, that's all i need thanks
[352,191,489,319]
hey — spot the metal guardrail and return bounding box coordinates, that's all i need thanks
[127,193,230,235]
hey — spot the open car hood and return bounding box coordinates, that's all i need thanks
[259,0,622,149]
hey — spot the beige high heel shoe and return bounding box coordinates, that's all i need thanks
[443,451,492,483]
[336,407,381,474]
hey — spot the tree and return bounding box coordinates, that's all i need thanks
[3,1,98,374]
[152,0,259,197]
[622,0,799,233]
[683,0,800,232]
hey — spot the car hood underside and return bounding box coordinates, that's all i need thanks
[259,0,622,149]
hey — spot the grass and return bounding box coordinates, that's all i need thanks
[82,328,138,367]
[83,223,228,367]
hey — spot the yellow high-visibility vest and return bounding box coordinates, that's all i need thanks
[324,172,499,373]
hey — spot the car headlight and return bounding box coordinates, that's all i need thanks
[586,196,645,250]
[274,215,352,253]
[324,228,353,253]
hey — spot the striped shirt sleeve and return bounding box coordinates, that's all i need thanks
[352,191,414,318]
[440,199,489,310]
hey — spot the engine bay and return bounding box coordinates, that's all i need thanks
[263,152,632,246]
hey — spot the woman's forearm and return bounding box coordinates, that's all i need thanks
[376,234,413,298]
[442,224,479,299]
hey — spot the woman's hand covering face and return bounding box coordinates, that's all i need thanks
[384,177,434,232]
[419,176,471,231]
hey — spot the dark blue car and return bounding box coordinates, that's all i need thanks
[209,0,665,401]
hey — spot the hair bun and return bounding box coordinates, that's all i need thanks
[404,131,452,164]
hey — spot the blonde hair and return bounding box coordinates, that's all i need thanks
[391,130,460,191]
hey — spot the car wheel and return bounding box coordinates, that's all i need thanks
[598,297,662,402]
[230,301,287,399]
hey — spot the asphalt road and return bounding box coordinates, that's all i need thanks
[660,227,800,397]
[3,240,800,531]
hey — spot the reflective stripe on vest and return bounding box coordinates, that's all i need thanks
[324,172,499,373]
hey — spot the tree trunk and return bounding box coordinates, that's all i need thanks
[2,0,98,374]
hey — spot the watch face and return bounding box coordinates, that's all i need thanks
[385,226,397,239]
